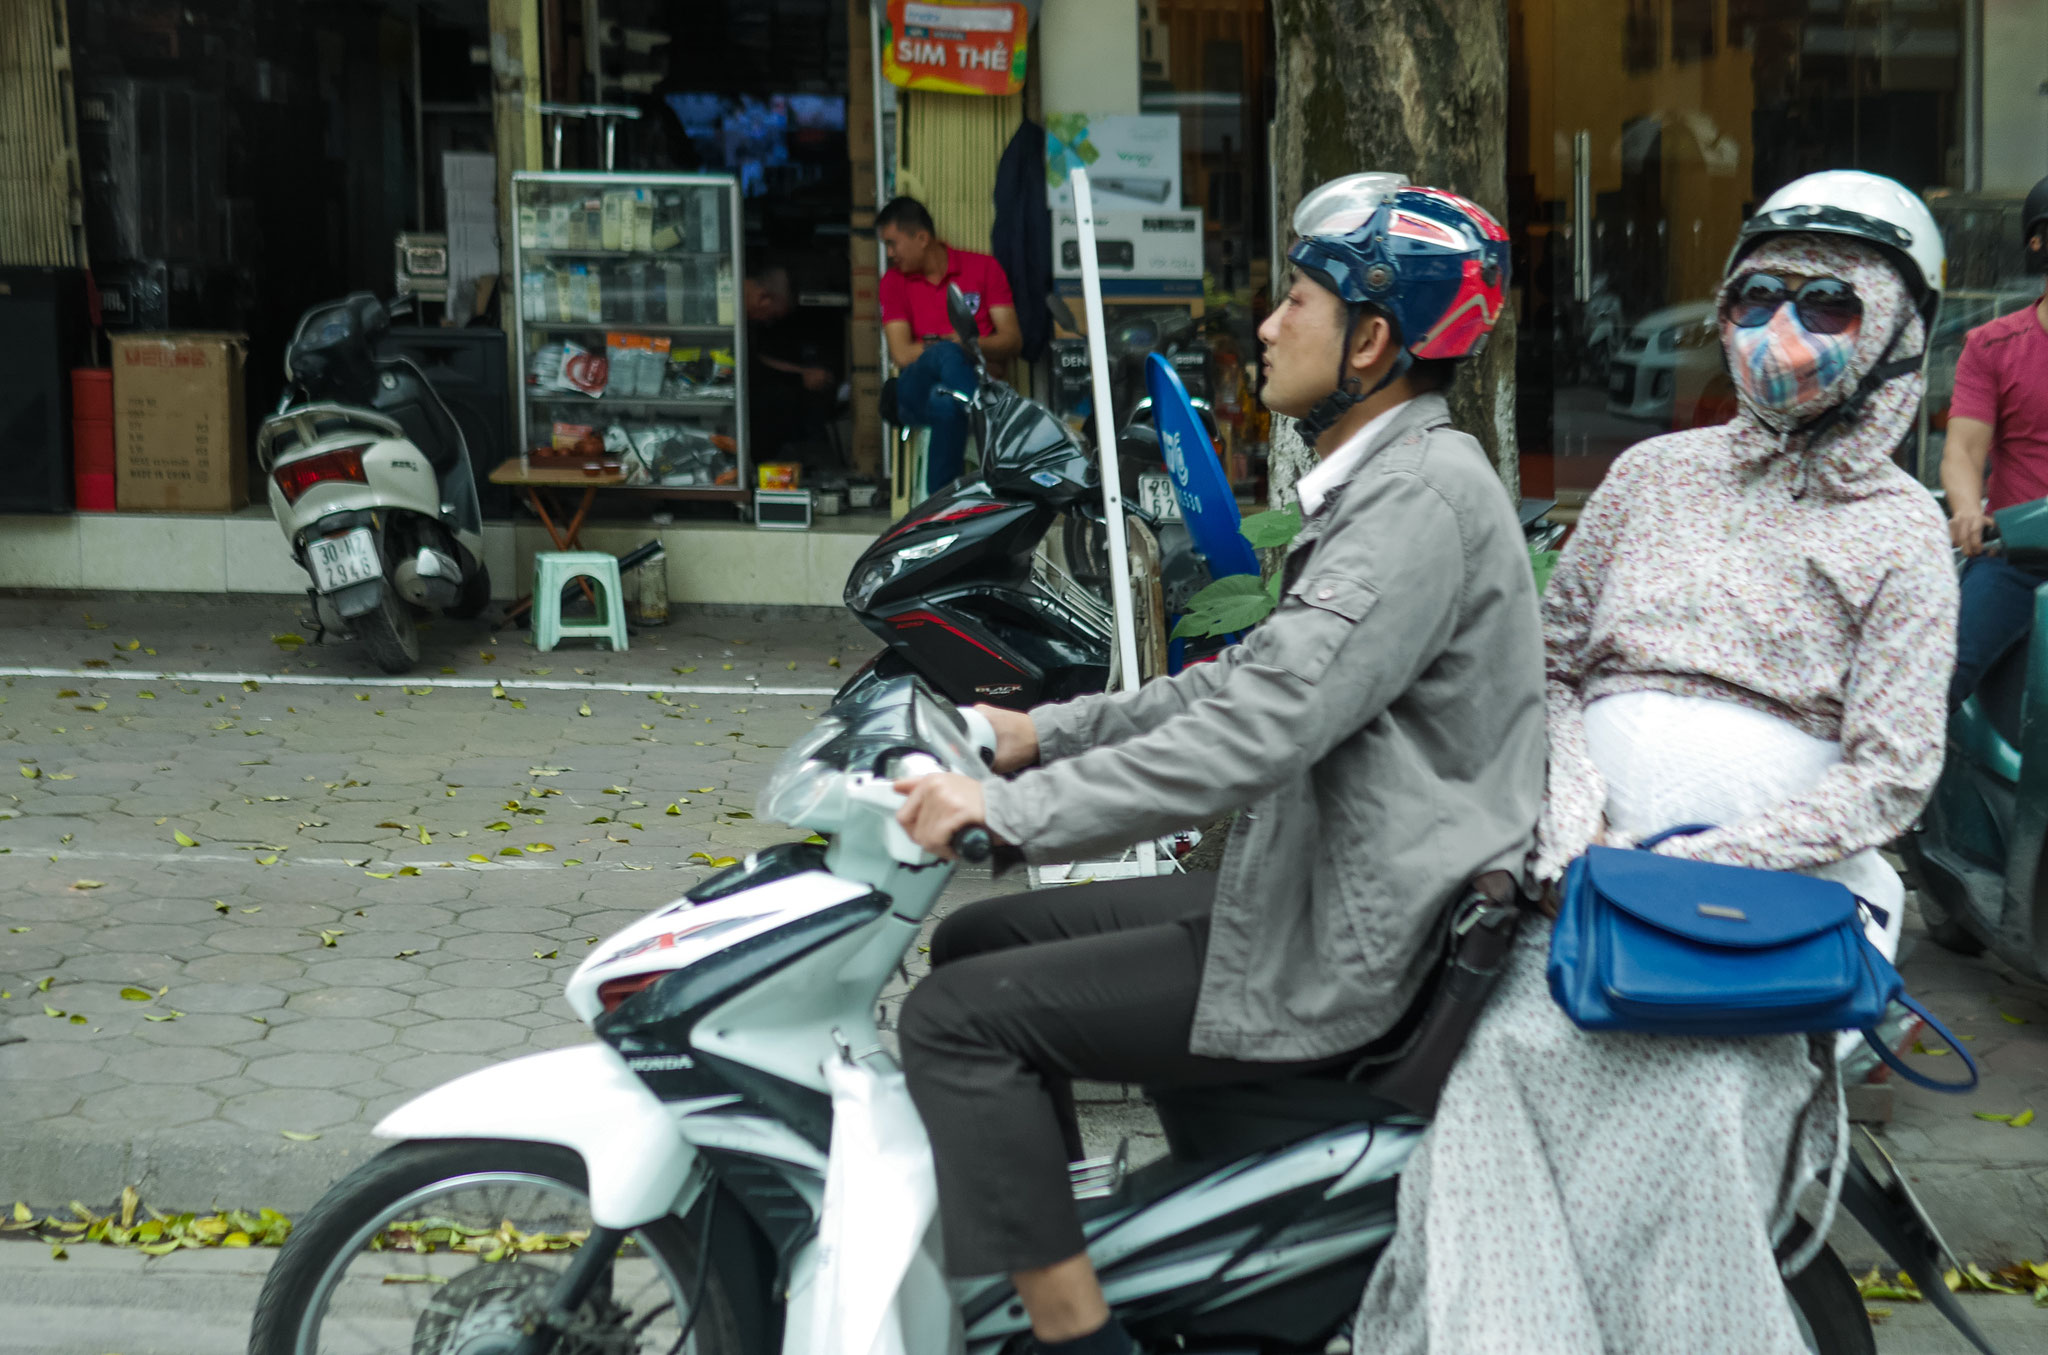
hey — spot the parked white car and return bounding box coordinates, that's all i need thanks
[1606,300,1719,425]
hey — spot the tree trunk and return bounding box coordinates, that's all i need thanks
[1269,0,1517,497]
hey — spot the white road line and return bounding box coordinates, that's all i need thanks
[0,847,686,874]
[0,666,836,697]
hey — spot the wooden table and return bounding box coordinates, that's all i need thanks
[488,459,747,622]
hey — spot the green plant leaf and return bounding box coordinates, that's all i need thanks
[1530,548,1560,595]
[1238,507,1303,550]
[1171,573,1274,640]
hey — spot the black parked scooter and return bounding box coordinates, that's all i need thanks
[841,287,1199,709]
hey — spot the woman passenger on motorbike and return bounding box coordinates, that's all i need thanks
[1349,171,1958,1352]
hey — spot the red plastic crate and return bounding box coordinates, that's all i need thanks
[73,419,114,476]
[71,367,112,424]
[74,471,115,512]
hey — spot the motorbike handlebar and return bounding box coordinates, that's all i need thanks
[951,826,994,863]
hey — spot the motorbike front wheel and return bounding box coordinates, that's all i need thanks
[356,582,421,674]
[1780,1220,1878,1355]
[248,1139,756,1355]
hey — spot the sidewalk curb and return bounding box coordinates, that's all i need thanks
[0,1123,377,1217]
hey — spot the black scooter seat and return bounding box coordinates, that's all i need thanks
[1149,1075,1412,1164]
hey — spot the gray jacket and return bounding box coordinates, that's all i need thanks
[981,394,1547,1060]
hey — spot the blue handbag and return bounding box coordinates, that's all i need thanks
[1548,825,1978,1093]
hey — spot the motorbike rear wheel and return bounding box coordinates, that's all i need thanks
[446,561,493,620]
[357,583,421,674]
[248,1139,758,1355]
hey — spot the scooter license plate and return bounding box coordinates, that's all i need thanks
[308,529,382,592]
[1137,472,1182,522]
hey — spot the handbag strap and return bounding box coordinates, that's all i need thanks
[1634,823,1716,850]
[1863,995,1981,1093]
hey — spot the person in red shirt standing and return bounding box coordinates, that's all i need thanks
[876,196,1023,495]
[1943,175,2048,709]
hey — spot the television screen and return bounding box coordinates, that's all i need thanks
[665,93,847,198]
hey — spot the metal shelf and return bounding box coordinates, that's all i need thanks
[526,320,733,337]
[522,247,727,259]
[527,394,736,412]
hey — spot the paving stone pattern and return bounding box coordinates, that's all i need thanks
[0,594,1022,1210]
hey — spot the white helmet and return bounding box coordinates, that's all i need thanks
[1728,170,1944,330]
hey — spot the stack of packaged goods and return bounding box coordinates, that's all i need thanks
[517,186,736,330]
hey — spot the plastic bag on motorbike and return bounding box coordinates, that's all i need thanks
[807,1054,941,1355]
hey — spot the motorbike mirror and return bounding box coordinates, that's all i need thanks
[945,283,982,352]
[1046,290,1080,333]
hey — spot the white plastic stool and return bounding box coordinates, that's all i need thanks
[532,551,629,652]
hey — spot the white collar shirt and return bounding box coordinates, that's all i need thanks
[1294,400,1411,518]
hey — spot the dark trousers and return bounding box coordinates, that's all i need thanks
[892,341,978,494]
[1951,555,2048,710]
[897,874,1350,1277]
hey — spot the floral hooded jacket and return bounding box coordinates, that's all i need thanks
[1531,235,1959,884]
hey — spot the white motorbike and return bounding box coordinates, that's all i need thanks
[249,676,1960,1355]
[258,293,490,674]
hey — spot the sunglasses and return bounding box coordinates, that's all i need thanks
[1723,272,1863,336]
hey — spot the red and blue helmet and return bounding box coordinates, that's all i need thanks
[1287,173,1511,364]
[1281,174,1510,438]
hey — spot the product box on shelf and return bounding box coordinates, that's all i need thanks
[1051,207,1204,281]
[754,488,811,531]
[110,332,247,512]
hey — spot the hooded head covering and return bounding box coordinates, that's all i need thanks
[1718,234,1927,498]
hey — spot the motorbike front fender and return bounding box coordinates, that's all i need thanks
[373,1044,696,1229]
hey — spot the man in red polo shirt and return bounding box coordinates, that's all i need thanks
[876,196,1023,494]
[1943,174,2048,708]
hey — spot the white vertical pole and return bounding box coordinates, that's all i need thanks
[1073,168,1156,876]
[1072,168,1143,694]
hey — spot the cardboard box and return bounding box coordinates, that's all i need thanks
[1052,207,1204,281]
[111,332,248,513]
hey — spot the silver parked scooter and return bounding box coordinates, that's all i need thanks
[257,293,489,673]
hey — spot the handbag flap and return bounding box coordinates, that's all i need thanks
[1582,844,1858,949]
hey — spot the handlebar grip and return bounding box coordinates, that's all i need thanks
[952,826,994,863]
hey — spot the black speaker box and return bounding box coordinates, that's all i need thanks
[377,326,516,519]
[0,267,92,514]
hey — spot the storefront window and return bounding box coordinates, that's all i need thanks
[1511,0,1993,497]
[1138,0,1271,301]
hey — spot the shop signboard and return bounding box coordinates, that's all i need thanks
[882,1,1029,97]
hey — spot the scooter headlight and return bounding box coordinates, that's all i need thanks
[758,717,848,825]
[851,533,958,608]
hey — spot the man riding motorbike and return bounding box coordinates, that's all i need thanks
[888,175,1547,1354]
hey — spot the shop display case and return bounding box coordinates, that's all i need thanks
[511,171,749,501]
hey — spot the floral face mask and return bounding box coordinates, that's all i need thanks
[1722,289,1860,416]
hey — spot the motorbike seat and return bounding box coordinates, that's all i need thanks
[1149,1075,1409,1164]
[370,356,468,481]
